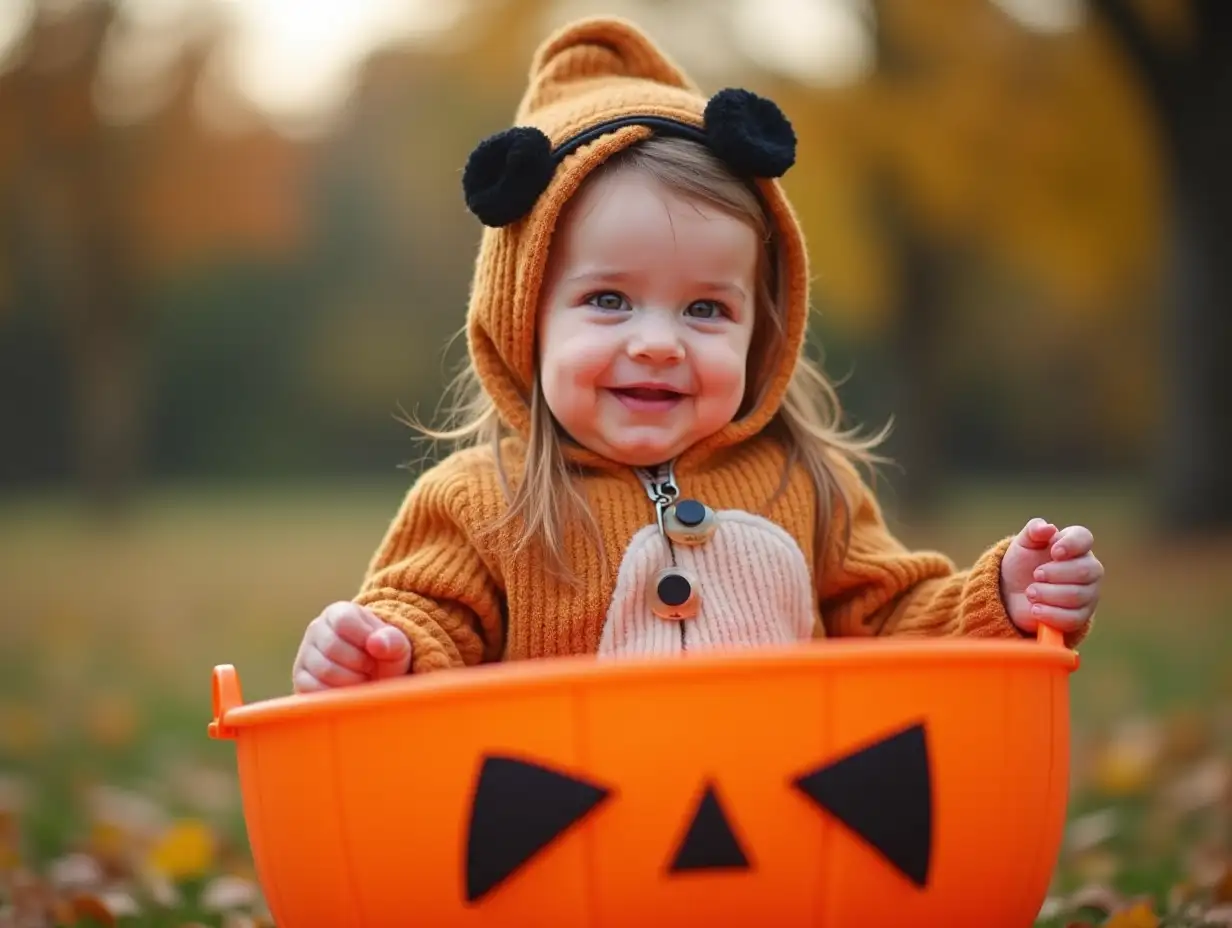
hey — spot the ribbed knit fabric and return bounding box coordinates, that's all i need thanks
[350,16,1092,672]
[353,438,1089,673]
[597,512,816,656]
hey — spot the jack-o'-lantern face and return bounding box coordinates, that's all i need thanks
[218,643,1074,928]
[465,722,931,903]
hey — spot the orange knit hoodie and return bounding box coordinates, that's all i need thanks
[353,17,1087,672]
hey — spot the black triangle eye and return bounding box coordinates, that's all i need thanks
[465,754,612,902]
[791,722,933,887]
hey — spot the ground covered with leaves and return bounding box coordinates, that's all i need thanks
[0,480,1228,926]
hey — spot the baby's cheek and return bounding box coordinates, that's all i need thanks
[702,346,748,398]
[541,338,602,390]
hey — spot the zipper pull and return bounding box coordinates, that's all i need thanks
[637,464,679,538]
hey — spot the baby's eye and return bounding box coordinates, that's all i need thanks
[588,291,629,311]
[685,300,726,320]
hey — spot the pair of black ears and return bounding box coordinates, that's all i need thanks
[462,88,797,228]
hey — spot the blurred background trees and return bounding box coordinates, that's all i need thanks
[0,0,1225,533]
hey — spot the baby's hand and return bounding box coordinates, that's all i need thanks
[1000,518,1103,636]
[292,602,412,693]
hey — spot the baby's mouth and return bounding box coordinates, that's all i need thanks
[612,387,684,401]
[608,386,688,410]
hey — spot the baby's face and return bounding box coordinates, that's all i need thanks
[537,169,758,467]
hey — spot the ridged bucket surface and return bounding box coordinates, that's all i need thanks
[210,631,1077,928]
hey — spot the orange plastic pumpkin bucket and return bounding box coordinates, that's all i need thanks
[209,625,1077,928]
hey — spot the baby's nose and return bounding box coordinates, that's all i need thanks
[628,317,684,361]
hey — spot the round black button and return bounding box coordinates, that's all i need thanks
[657,572,693,607]
[674,499,706,527]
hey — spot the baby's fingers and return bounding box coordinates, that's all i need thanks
[299,645,370,688]
[1034,552,1103,584]
[321,602,383,647]
[1050,525,1094,560]
[318,632,375,675]
[367,627,412,679]
[1024,603,1093,633]
[1026,582,1098,610]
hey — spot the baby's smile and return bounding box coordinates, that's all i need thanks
[607,383,691,412]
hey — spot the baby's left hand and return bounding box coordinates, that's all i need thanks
[1000,518,1103,635]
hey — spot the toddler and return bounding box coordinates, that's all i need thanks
[292,16,1103,691]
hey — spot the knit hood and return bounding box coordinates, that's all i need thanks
[460,16,811,473]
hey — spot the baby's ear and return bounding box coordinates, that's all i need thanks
[704,89,797,179]
[462,127,555,229]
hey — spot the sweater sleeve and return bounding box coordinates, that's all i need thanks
[353,452,506,673]
[816,460,1090,648]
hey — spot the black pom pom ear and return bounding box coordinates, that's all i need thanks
[462,126,556,227]
[703,89,796,179]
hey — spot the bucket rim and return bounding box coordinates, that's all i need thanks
[210,636,1077,738]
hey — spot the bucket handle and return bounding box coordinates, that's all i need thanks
[1035,623,1063,648]
[208,664,243,740]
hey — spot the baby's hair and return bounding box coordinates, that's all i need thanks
[414,135,889,579]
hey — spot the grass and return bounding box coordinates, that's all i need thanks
[0,476,1229,926]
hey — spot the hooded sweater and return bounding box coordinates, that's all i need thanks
[352,16,1087,672]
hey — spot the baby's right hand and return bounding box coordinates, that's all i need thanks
[292,602,412,693]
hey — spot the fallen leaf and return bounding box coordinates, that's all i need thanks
[70,890,142,926]
[1187,845,1231,891]
[1067,808,1120,854]
[1071,849,1122,885]
[87,820,135,877]
[1038,895,1066,920]
[1161,709,1211,764]
[137,866,184,908]
[1214,861,1232,902]
[47,852,105,892]
[1163,758,1230,815]
[146,819,217,881]
[200,874,261,911]
[1102,901,1160,928]
[1167,880,1200,911]
[0,811,21,873]
[1068,882,1126,915]
[1093,717,1164,797]
[1202,904,1232,926]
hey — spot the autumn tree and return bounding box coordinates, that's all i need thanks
[763,0,1160,513]
[1088,0,1232,532]
[0,0,305,508]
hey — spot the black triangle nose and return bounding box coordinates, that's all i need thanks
[668,783,751,873]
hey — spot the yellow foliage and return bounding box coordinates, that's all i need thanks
[771,0,1164,327]
[145,819,218,881]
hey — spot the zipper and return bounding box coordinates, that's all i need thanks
[635,461,679,536]
[635,461,687,650]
